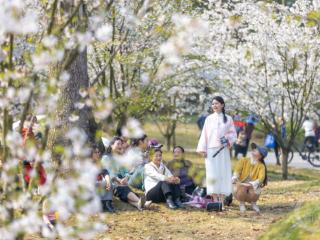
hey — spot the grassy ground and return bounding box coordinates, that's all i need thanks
[143,121,266,151]
[100,123,319,239]
[26,122,320,239]
[93,151,320,240]
[259,201,320,240]
[143,122,200,150]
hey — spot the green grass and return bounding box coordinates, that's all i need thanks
[258,201,320,240]
[143,122,200,150]
[143,121,268,151]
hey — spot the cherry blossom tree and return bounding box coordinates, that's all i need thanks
[0,0,209,238]
[198,0,320,179]
[0,0,122,238]
[87,1,209,136]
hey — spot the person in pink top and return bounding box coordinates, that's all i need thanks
[197,96,237,209]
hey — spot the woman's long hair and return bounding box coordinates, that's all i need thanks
[260,157,268,187]
[131,134,147,147]
[106,136,122,154]
[212,96,227,123]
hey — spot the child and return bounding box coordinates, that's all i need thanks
[232,143,268,214]
[233,129,247,159]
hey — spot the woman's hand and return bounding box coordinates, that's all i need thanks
[199,152,207,158]
[231,176,238,184]
[241,183,253,189]
[119,177,128,186]
[166,176,176,184]
[105,175,111,191]
[173,177,180,184]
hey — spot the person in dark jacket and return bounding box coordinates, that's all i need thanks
[167,146,196,198]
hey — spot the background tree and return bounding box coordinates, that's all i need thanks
[197,0,320,179]
[87,0,209,135]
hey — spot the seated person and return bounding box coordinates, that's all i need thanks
[166,146,196,197]
[42,198,59,231]
[144,148,183,209]
[92,143,115,213]
[21,114,43,146]
[102,136,145,210]
[20,117,46,192]
[125,134,149,190]
[232,143,268,214]
[147,138,163,150]
[23,160,46,190]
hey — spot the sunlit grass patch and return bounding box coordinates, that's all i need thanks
[258,201,320,240]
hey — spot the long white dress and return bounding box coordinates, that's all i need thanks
[196,112,237,195]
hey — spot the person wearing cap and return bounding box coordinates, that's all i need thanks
[148,138,163,150]
[231,143,268,214]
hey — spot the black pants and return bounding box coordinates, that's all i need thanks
[101,200,112,211]
[274,140,281,164]
[146,181,181,203]
[113,185,132,202]
[234,144,247,158]
[304,136,318,149]
[184,183,196,195]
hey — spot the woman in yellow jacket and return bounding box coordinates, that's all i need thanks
[232,143,268,214]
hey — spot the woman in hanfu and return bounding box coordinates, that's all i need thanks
[196,96,237,209]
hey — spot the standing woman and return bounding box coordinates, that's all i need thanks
[196,96,237,207]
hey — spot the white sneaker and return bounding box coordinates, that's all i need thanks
[239,203,246,213]
[251,203,260,213]
[144,200,152,209]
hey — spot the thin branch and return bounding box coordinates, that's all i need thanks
[47,0,59,35]
[57,1,83,34]
[18,90,34,133]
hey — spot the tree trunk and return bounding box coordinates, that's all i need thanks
[276,147,281,166]
[49,49,97,157]
[166,135,171,151]
[281,148,289,180]
[48,2,97,160]
[172,121,177,149]
[172,128,176,149]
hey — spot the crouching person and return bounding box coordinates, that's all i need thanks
[144,148,183,209]
[232,143,268,214]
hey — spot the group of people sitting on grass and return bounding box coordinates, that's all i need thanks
[93,134,198,212]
